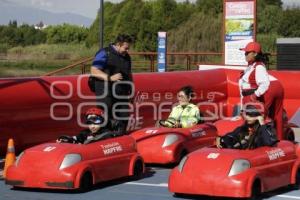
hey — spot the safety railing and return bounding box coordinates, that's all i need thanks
[44,52,277,76]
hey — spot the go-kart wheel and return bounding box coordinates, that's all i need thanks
[290,168,300,190]
[79,172,93,192]
[285,127,295,142]
[248,180,261,200]
[178,149,188,163]
[132,159,144,180]
[174,193,187,198]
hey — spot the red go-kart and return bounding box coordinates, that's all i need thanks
[5,134,144,191]
[168,140,300,199]
[130,123,218,164]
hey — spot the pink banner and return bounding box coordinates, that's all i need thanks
[226,1,254,17]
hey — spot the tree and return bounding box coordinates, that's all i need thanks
[196,0,222,15]
[112,0,145,42]
[45,24,88,44]
[85,1,124,47]
[278,8,300,37]
[257,5,282,34]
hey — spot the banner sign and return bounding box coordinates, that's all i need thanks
[224,0,256,65]
[157,32,167,72]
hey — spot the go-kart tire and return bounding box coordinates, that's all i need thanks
[285,127,295,142]
[248,180,262,200]
[174,193,187,198]
[290,169,300,190]
[79,172,93,192]
[132,159,144,180]
[177,149,188,163]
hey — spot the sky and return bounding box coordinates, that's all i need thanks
[2,0,300,19]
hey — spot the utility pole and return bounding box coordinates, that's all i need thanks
[99,0,104,49]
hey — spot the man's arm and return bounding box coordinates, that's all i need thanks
[254,65,270,97]
[91,66,110,81]
[90,49,110,81]
[218,126,243,148]
[257,124,278,146]
[90,49,123,82]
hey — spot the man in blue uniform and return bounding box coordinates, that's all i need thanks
[90,34,133,133]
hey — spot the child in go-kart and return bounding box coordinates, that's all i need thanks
[57,107,117,144]
[159,86,201,128]
[216,104,278,149]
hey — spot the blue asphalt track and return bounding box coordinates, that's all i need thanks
[1,166,300,200]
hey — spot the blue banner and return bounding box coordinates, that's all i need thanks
[157,32,167,72]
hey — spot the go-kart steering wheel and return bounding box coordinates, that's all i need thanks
[159,119,176,128]
[84,131,115,144]
[58,135,76,143]
[220,134,241,149]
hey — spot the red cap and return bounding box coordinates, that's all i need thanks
[240,42,262,53]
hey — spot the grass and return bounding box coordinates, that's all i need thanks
[0,44,97,77]
[2,43,272,77]
[7,44,98,61]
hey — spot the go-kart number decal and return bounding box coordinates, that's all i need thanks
[101,142,123,155]
[266,148,285,161]
[43,146,56,152]
[207,153,220,159]
[145,129,158,134]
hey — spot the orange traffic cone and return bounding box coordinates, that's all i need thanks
[3,138,16,179]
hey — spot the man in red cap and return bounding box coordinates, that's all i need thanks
[239,41,285,140]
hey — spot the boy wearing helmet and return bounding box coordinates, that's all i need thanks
[57,107,114,144]
[216,104,277,149]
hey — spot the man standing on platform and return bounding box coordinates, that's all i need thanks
[90,34,134,133]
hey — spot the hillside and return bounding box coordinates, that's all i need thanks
[0,0,93,26]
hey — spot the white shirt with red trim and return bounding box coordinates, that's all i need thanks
[239,63,277,97]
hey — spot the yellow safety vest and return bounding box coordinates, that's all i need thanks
[167,103,201,128]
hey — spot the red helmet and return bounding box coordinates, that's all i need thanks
[85,107,104,124]
[85,107,104,117]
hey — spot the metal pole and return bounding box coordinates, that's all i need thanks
[99,0,104,49]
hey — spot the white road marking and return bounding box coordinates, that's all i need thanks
[111,189,170,197]
[125,182,168,187]
[125,183,300,200]
[277,195,300,199]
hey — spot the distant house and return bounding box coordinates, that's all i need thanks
[34,21,47,30]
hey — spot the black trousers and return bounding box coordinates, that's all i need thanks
[95,81,130,134]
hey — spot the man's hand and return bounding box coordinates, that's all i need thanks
[174,121,181,128]
[216,137,223,148]
[110,73,123,82]
[256,115,265,125]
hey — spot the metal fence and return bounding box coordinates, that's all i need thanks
[44,52,277,76]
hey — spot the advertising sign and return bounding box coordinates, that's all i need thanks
[224,0,256,65]
[157,32,167,72]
